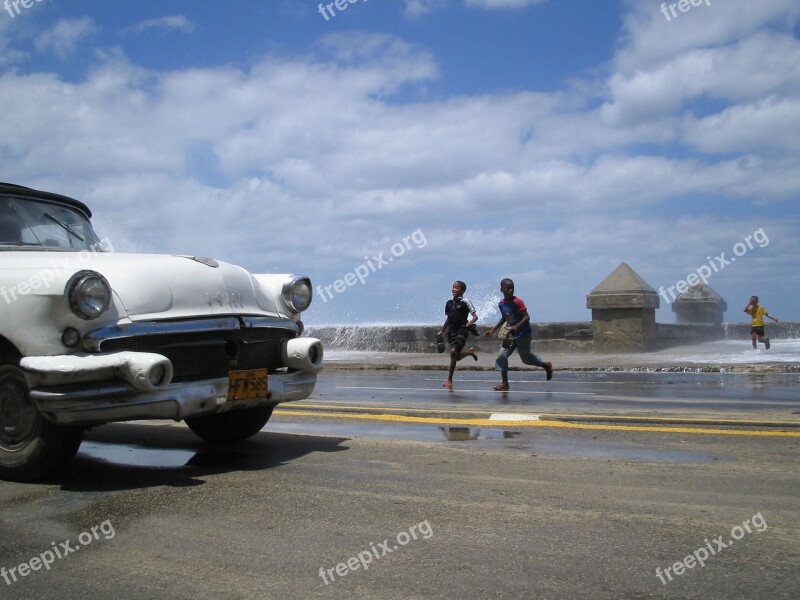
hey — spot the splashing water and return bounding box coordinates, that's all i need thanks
[673,339,800,364]
[464,283,503,325]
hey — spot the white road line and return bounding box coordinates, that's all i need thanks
[489,413,541,421]
[335,385,596,396]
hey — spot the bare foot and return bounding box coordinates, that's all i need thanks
[493,383,509,391]
[443,381,453,389]
[466,346,478,361]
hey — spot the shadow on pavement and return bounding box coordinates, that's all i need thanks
[54,423,349,492]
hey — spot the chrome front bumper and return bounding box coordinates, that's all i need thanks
[25,369,318,426]
[19,338,322,426]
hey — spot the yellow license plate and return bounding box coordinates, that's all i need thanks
[227,369,268,401]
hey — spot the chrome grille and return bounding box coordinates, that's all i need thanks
[99,327,295,383]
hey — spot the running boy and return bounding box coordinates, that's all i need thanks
[484,278,552,390]
[744,295,779,349]
[438,281,478,389]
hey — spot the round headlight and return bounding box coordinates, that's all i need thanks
[67,271,111,319]
[282,276,313,313]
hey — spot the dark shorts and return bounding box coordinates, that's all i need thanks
[446,326,468,351]
[751,326,765,337]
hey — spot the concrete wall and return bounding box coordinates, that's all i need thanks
[656,323,722,350]
[306,325,437,353]
[722,322,800,340]
[532,322,593,353]
[590,309,657,353]
[306,321,799,353]
[306,323,593,354]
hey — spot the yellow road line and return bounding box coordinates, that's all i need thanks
[274,409,800,437]
[289,403,799,428]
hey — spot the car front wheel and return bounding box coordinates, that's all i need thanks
[0,365,84,482]
[185,405,274,443]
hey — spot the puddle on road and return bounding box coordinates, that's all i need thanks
[438,426,520,441]
[264,421,486,443]
[78,441,197,468]
[264,422,717,462]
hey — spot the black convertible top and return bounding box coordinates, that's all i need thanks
[0,183,93,218]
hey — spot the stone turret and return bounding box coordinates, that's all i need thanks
[671,282,727,325]
[586,262,660,352]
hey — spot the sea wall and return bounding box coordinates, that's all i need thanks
[306,321,800,353]
[723,322,800,340]
[655,323,722,350]
[306,323,592,354]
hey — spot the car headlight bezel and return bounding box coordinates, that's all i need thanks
[66,270,112,320]
[281,275,313,313]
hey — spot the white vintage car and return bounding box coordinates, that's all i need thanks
[0,183,323,481]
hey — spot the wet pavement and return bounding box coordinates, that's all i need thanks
[262,421,720,462]
[300,369,800,423]
[2,348,799,599]
[1,420,797,599]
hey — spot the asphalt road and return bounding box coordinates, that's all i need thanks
[1,369,799,599]
[308,369,800,421]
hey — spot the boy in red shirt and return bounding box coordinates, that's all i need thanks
[484,278,552,390]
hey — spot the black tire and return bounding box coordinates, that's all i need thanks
[185,405,274,443]
[0,365,84,482]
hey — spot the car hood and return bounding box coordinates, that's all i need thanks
[7,251,281,320]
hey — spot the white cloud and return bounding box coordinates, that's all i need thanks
[601,31,800,127]
[127,15,196,34]
[33,17,97,61]
[1,4,798,321]
[683,97,800,154]
[619,0,800,71]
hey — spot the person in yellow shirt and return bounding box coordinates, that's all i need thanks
[744,295,779,349]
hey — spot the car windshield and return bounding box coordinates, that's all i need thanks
[0,196,104,251]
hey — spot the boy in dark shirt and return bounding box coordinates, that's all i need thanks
[438,280,478,389]
[484,278,552,390]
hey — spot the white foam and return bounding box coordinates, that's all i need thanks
[322,339,800,366]
[324,350,393,361]
[663,339,800,364]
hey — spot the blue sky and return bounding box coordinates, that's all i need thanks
[1,0,798,326]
